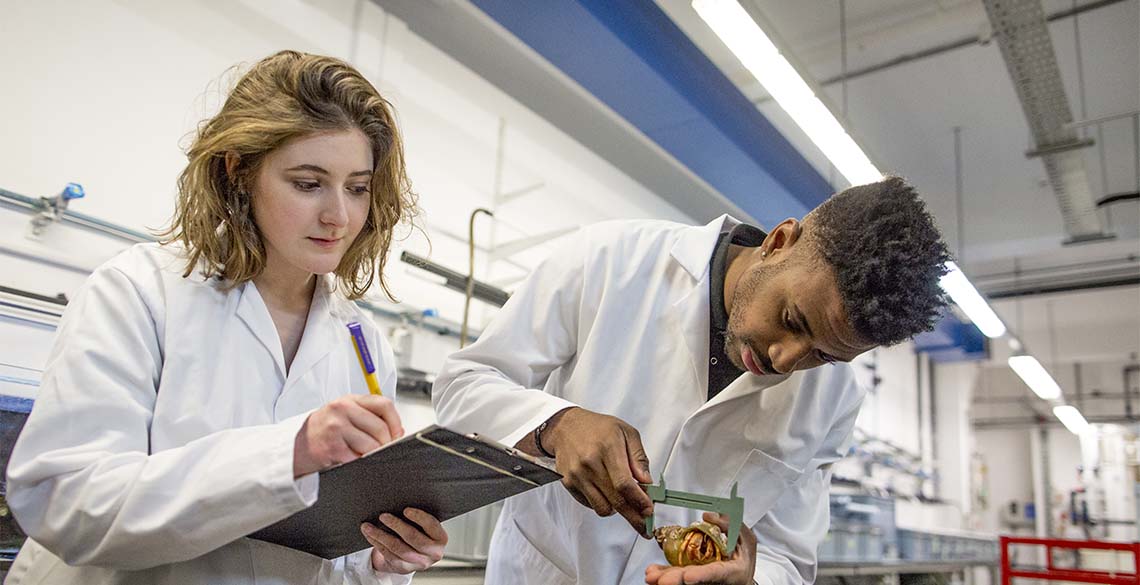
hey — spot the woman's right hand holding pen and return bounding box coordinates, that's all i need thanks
[293,395,405,478]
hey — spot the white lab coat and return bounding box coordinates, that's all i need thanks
[433,215,866,585]
[5,243,413,585]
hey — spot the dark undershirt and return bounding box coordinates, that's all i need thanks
[708,223,767,401]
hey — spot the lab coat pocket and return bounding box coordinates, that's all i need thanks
[731,449,804,528]
[503,515,577,585]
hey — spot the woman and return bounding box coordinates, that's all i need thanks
[5,51,446,584]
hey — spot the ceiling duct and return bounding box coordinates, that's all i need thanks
[982,0,1110,243]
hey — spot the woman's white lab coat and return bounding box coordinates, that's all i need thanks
[433,216,866,585]
[5,243,412,585]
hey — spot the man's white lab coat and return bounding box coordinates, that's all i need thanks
[433,216,865,585]
[5,243,411,585]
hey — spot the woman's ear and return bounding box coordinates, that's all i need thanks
[224,152,241,183]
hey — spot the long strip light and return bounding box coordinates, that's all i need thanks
[1008,355,1062,400]
[692,0,882,186]
[1053,405,1090,435]
[691,0,1098,438]
[939,262,1007,338]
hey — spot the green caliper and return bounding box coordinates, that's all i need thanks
[643,476,745,556]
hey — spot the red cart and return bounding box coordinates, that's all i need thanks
[1001,536,1140,585]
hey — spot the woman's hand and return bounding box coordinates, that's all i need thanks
[360,507,448,574]
[293,394,404,478]
[645,512,757,585]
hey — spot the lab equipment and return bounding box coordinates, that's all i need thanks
[644,478,744,558]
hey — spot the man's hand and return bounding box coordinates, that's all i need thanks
[293,394,404,478]
[539,407,655,535]
[360,507,447,574]
[645,512,757,585]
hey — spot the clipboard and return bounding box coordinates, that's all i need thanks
[248,425,561,559]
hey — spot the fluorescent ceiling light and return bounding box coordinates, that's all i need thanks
[692,0,882,186]
[939,262,1007,338]
[1053,405,1090,435]
[1008,355,1062,401]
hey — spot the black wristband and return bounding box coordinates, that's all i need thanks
[534,420,557,458]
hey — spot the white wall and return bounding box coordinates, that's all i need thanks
[854,342,921,455]
[934,362,978,526]
[974,428,1035,534]
[0,0,695,389]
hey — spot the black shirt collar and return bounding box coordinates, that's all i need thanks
[709,223,767,333]
[707,222,766,401]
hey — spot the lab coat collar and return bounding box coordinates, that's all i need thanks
[666,215,739,402]
[287,277,336,381]
[234,275,337,383]
[668,215,794,411]
[236,282,286,382]
[669,215,739,281]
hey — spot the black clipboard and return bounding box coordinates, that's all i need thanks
[248,425,561,559]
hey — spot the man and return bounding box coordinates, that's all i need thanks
[432,177,951,585]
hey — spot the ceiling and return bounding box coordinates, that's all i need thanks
[655,0,1139,423]
[380,0,1138,422]
[657,0,1139,268]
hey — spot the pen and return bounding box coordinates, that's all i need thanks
[347,322,382,396]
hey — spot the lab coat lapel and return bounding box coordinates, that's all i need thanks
[664,216,734,401]
[235,282,286,382]
[699,370,790,412]
[286,278,335,383]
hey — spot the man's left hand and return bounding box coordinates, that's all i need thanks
[360,507,448,574]
[645,512,757,585]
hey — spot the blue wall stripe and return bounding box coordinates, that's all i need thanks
[470,0,832,226]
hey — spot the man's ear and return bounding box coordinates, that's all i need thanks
[761,218,803,257]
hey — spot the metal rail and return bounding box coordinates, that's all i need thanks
[0,187,480,341]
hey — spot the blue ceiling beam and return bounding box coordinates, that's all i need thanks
[470,0,833,226]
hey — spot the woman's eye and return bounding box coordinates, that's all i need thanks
[349,185,371,195]
[293,181,320,191]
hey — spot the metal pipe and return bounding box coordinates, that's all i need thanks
[985,276,1140,299]
[1075,361,1083,410]
[460,208,494,348]
[399,251,511,307]
[814,0,1129,88]
[1125,365,1139,422]
[974,391,1140,404]
[1066,109,1140,129]
[1097,192,1140,206]
[0,187,154,243]
[954,126,965,261]
[973,414,1140,429]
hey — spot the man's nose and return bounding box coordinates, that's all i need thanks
[770,338,811,374]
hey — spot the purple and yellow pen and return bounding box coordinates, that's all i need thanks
[347,322,382,396]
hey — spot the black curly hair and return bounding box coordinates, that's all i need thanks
[804,176,951,346]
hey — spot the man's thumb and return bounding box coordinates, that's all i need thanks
[625,433,653,483]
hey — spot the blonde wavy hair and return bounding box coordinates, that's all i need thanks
[162,50,417,300]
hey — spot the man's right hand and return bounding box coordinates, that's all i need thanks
[542,407,655,536]
[293,394,405,478]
